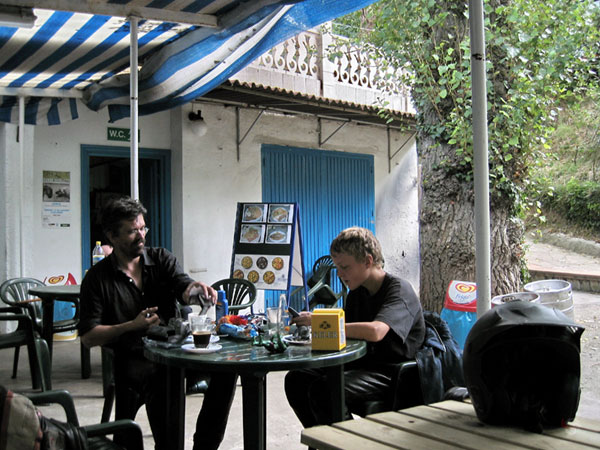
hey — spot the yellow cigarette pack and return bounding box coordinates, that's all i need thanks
[311,308,346,351]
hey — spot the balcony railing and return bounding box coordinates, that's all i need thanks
[230,29,414,115]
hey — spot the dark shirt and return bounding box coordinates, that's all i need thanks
[79,247,194,357]
[345,273,425,367]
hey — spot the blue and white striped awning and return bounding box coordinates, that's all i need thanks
[0,0,375,125]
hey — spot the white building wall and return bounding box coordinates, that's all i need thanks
[178,102,420,291]
[1,102,419,299]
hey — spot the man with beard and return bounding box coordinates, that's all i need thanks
[79,197,228,449]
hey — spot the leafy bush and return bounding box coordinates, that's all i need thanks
[541,179,600,233]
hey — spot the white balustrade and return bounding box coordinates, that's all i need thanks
[230,29,412,114]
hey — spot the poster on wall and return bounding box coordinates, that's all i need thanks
[42,170,71,228]
[231,203,307,300]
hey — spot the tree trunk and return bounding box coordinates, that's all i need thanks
[418,131,524,312]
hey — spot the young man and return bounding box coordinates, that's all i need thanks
[285,227,425,427]
[79,197,234,450]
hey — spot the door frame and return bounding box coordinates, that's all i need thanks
[80,144,171,274]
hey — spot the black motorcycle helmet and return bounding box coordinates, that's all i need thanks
[463,301,585,433]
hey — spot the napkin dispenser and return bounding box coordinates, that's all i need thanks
[311,308,346,351]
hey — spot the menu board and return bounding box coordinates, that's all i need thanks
[230,203,307,296]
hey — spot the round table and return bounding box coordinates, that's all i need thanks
[27,284,90,378]
[144,337,367,450]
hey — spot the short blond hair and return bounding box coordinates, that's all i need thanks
[330,227,385,268]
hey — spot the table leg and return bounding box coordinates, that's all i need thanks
[80,343,91,379]
[240,373,267,450]
[166,366,186,450]
[325,365,345,422]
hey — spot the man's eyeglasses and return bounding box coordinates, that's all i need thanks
[126,226,149,237]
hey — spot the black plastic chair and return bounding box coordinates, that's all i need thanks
[307,255,347,310]
[0,277,91,379]
[211,278,257,314]
[350,312,465,416]
[0,306,51,391]
[349,360,422,417]
[24,389,143,450]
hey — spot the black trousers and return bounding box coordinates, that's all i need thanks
[192,372,238,450]
[284,367,392,428]
[113,356,168,450]
[113,356,238,450]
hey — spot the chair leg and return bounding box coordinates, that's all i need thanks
[80,341,91,379]
[29,337,52,391]
[101,383,115,423]
[12,346,20,378]
[26,341,41,390]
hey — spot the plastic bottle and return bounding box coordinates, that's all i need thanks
[279,294,289,333]
[92,241,105,265]
[215,290,229,322]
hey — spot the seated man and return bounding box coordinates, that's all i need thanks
[285,227,426,426]
[79,197,236,450]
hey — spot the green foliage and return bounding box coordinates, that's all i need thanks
[543,94,600,183]
[333,0,600,213]
[541,179,600,233]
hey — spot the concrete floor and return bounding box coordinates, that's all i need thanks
[2,239,599,449]
[0,340,305,450]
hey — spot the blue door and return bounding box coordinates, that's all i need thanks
[80,145,171,274]
[261,144,374,308]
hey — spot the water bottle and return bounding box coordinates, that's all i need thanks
[215,290,229,322]
[279,294,289,334]
[92,241,105,265]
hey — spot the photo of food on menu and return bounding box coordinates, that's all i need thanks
[268,204,293,223]
[240,224,264,243]
[242,204,267,222]
[266,225,290,244]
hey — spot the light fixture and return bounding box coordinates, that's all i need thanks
[0,6,37,28]
[188,109,208,136]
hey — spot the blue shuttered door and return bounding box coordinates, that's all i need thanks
[261,144,375,308]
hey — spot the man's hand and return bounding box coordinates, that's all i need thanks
[81,306,160,348]
[132,306,160,330]
[184,281,218,305]
[291,311,312,327]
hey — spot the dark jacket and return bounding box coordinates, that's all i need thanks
[416,311,465,404]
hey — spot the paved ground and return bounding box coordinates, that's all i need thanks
[1,238,598,449]
[525,236,600,423]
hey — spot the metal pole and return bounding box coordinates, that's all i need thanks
[18,96,25,276]
[469,0,492,317]
[129,16,139,200]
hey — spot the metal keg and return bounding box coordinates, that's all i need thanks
[491,292,540,308]
[523,279,574,320]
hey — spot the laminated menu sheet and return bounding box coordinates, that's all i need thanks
[230,202,307,299]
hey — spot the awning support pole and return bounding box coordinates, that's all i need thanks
[129,16,139,200]
[18,96,25,277]
[469,0,492,317]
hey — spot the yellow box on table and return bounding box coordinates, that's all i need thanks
[311,308,346,350]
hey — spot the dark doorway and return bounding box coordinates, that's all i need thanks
[81,145,171,274]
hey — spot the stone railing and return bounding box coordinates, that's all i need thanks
[230,29,414,115]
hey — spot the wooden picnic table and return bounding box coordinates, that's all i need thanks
[301,400,600,449]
